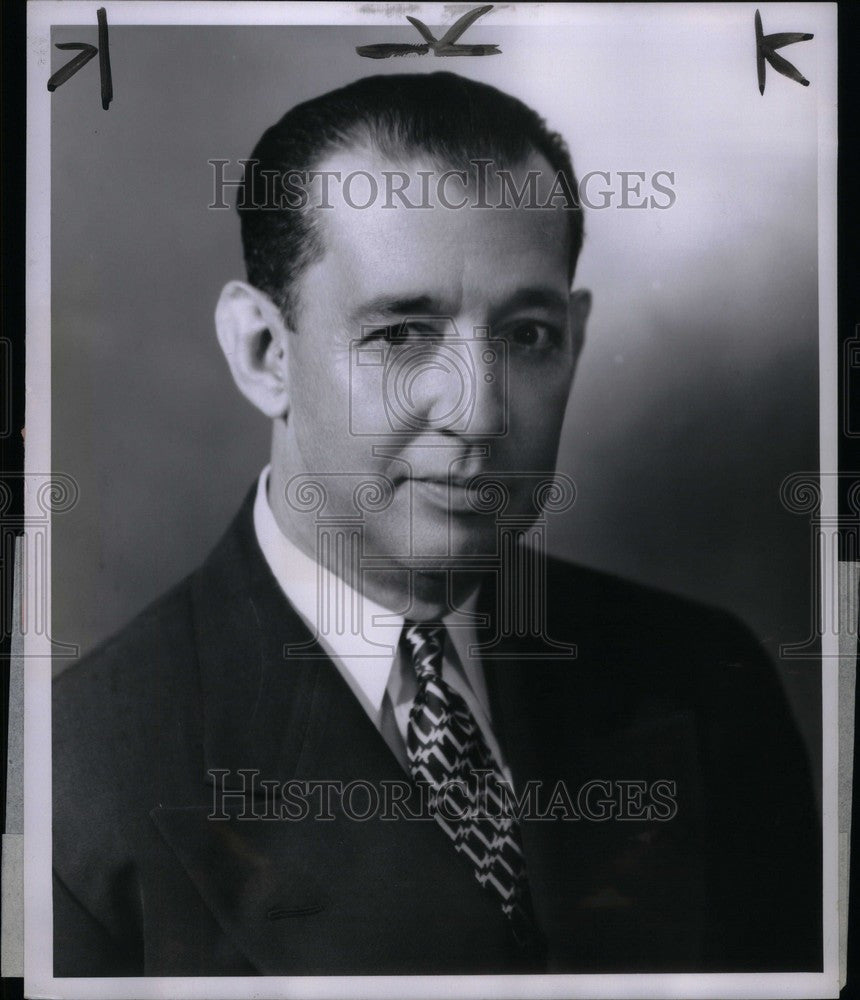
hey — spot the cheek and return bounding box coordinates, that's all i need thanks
[289,343,351,433]
[287,344,394,479]
[507,367,572,448]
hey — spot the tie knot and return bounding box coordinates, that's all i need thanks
[402,622,444,681]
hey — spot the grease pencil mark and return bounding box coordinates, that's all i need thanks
[356,4,500,59]
[47,7,112,109]
[755,9,813,95]
[97,7,113,110]
[46,43,97,92]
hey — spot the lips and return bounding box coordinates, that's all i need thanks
[412,475,472,487]
[407,476,479,512]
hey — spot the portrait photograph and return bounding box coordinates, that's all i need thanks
[21,2,838,997]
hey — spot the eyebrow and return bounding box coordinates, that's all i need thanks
[492,287,569,315]
[350,286,569,324]
[351,294,452,322]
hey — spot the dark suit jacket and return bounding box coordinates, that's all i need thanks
[53,487,822,976]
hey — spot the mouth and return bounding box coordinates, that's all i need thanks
[406,476,479,512]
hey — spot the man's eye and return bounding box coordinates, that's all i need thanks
[507,321,561,349]
[362,326,392,343]
[362,322,442,343]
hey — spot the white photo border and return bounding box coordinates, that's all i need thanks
[24,3,840,997]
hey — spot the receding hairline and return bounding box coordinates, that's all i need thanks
[285,141,575,326]
[238,72,584,326]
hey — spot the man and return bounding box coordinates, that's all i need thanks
[53,72,821,977]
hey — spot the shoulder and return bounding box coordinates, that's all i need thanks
[53,574,198,746]
[51,572,208,865]
[52,486,263,818]
[539,554,790,725]
[543,554,758,652]
[51,571,204,897]
[53,487,258,741]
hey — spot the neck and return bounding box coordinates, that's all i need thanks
[266,462,480,622]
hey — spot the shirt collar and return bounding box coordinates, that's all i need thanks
[253,465,402,715]
[253,466,483,715]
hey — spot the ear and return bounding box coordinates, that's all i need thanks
[215,281,292,419]
[568,288,591,361]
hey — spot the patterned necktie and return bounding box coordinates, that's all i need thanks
[403,622,538,945]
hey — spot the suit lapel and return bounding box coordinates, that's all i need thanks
[476,582,583,957]
[479,568,709,970]
[151,493,517,973]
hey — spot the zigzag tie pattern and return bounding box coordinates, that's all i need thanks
[403,622,536,941]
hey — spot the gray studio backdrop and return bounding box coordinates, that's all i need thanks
[49,21,821,784]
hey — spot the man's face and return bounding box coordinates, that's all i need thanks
[274,147,582,590]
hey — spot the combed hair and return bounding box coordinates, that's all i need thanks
[238,72,583,326]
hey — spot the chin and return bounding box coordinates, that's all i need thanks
[415,519,499,561]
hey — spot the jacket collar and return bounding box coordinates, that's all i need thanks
[187,484,412,789]
[182,486,607,808]
[151,487,541,973]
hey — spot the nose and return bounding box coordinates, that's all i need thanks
[460,333,506,437]
[394,329,504,437]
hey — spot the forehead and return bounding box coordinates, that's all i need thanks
[302,146,571,312]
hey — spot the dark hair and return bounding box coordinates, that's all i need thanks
[238,72,583,326]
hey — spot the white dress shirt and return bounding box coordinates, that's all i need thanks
[252,466,512,779]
